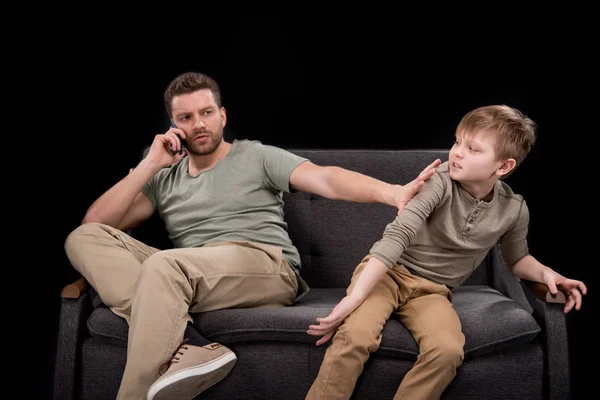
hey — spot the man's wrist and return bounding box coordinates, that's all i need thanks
[138,157,163,175]
[383,183,400,207]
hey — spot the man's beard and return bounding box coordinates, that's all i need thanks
[186,129,223,156]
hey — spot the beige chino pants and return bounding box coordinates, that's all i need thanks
[306,254,465,400]
[65,222,298,400]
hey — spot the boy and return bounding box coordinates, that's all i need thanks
[305,105,587,400]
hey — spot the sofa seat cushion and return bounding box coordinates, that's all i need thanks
[87,285,540,360]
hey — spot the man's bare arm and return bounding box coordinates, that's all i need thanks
[83,128,189,229]
[289,158,441,213]
[82,158,160,229]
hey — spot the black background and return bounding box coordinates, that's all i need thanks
[27,15,595,399]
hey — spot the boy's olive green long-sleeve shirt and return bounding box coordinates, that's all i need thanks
[369,161,530,288]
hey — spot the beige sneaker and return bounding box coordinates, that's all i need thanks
[147,339,237,400]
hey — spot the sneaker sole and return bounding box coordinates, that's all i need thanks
[147,352,237,400]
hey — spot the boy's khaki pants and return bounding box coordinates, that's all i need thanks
[64,222,298,400]
[306,254,465,400]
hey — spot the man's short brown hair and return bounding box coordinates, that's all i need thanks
[164,72,222,116]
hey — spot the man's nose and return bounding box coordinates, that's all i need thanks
[193,119,206,129]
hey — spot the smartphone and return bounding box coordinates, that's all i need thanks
[169,118,186,155]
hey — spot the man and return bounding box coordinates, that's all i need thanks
[64,71,441,400]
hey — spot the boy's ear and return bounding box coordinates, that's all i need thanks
[497,158,517,176]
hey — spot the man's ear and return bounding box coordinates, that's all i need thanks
[220,107,227,127]
[497,158,517,176]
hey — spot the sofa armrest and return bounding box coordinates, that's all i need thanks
[54,278,93,400]
[520,280,570,400]
[521,280,566,304]
[61,277,90,299]
[489,247,570,399]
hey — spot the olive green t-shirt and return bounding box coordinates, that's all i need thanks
[141,139,307,274]
[369,161,530,288]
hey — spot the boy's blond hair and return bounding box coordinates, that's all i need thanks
[457,105,537,170]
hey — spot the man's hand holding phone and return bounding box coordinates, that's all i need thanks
[168,119,187,156]
[144,127,188,169]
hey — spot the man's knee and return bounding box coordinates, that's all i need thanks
[64,222,108,257]
[65,221,110,246]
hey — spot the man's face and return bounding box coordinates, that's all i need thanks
[170,89,227,156]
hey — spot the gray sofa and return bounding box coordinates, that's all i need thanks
[54,149,570,400]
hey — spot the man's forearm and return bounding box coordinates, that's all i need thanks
[82,158,161,226]
[322,166,396,206]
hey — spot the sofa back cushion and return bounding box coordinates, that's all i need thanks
[283,149,490,289]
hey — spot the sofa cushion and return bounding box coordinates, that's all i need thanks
[87,285,540,360]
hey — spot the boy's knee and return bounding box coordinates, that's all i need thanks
[338,321,383,353]
[426,336,465,368]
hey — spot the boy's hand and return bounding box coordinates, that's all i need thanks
[544,274,587,313]
[307,295,362,346]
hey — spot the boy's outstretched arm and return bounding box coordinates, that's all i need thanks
[307,257,389,346]
[512,255,587,313]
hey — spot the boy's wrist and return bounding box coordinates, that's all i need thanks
[349,291,367,303]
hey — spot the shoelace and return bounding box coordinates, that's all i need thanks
[158,338,190,376]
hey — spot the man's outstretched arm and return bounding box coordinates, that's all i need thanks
[289,158,441,214]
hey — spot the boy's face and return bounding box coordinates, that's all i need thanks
[449,130,503,183]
